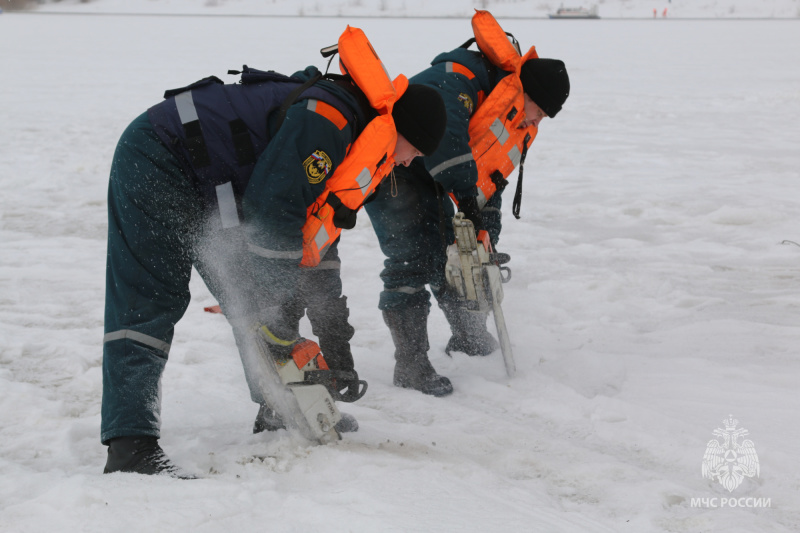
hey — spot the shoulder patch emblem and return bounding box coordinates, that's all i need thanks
[303,150,332,184]
[457,93,474,113]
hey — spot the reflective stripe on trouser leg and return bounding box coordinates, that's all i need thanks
[103,329,171,354]
[385,286,425,295]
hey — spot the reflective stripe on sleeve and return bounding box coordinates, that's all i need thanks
[247,243,304,260]
[429,153,474,177]
[314,261,342,270]
[445,62,476,79]
[309,260,341,270]
[308,99,348,131]
[103,329,171,355]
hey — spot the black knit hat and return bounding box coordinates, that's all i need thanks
[519,59,570,118]
[392,84,447,156]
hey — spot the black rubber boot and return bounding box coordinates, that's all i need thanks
[333,412,359,433]
[382,305,453,397]
[439,293,499,357]
[252,404,285,433]
[103,436,195,479]
[253,404,359,434]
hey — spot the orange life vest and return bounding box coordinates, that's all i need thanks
[461,10,540,209]
[300,26,408,267]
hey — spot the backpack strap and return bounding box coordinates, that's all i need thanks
[272,72,323,133]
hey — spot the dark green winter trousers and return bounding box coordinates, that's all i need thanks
[101,113,204,444]
[364,160,454,312]
[101,114,356,443]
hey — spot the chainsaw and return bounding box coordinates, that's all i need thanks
[209,304,367,444]
[249,333,367,444]
[444,212,516,377]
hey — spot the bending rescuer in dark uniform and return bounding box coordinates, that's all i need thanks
[101,26,447,476]
[365,11,570,396]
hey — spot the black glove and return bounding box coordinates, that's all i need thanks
[458,195,484,233]
[326,192,358,229]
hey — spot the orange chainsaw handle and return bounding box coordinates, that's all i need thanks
[477,229,493,253]
[291,339,330,370]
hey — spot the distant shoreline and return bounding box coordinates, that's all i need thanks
[12,11,800,20]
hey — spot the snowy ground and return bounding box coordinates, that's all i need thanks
[2,7,800,533]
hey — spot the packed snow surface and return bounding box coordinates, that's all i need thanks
[1,4,799,533]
